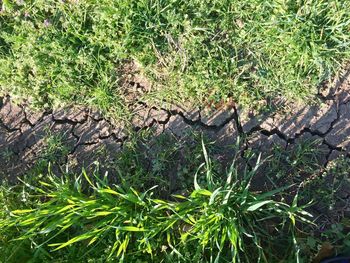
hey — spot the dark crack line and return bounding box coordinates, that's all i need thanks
[68,134,125,157]
[69,140,100,155]
[52,118,80,126]
[0,97,4,109]
[164,108,236,131]
[0,118,20,133]
[150,106,171,124]
[323,147,334,170]
[316,67,350,102]
[322,103,343,137]
[21,106,36,128]
[249,126,290,143]
[292,127,327,141]
[323,140,345,152]
[232,106,244,137]
[133,119,157,133]
[52,113,88,124]
[23,108,53,127]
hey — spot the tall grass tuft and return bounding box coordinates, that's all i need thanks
[0,145,312,262]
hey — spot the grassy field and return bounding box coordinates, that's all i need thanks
[1,1,350,262]
[1,0,350,118]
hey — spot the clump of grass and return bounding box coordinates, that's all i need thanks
[1,1,349,117]
[297,156,350,260]
[268,138,327,181]
[0,144,312,262]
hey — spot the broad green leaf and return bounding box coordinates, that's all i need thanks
[192,189,212,197]
[19,218,36,226]
[93,211,114,216]
[209,187,222,205]
[12,209,34,214]
[194,163,205,190]
[109,240,121,258]
[256,185,292,200]
[50,232,96,250]
[171,194,186,200]
[118,226,145,232]
[82,169,94,187]
[99,188,121,196]
[247,200,273,211]
[56,205,75,214]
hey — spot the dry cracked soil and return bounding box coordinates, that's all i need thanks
[1,68,350,221]
[1,69,350,176]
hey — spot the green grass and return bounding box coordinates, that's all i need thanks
[1,0,350,118]
[1,1,350,261]
[266,138,327,182]
[114,130,216,197]
[0,144,311,262]
[298,156,350,259]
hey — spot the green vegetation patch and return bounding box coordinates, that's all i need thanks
[1,0,350,117]
[0,144,311,262]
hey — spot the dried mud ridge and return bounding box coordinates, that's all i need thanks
[1,69,350,182]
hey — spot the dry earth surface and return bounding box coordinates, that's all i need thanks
[1,69,350,175]
[1,68,350,213]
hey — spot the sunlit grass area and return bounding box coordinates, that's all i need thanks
[1,0,349,117]
[1,133,350,262]
[0,144,311,262]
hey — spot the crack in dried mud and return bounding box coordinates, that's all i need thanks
[1,68,350,180]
